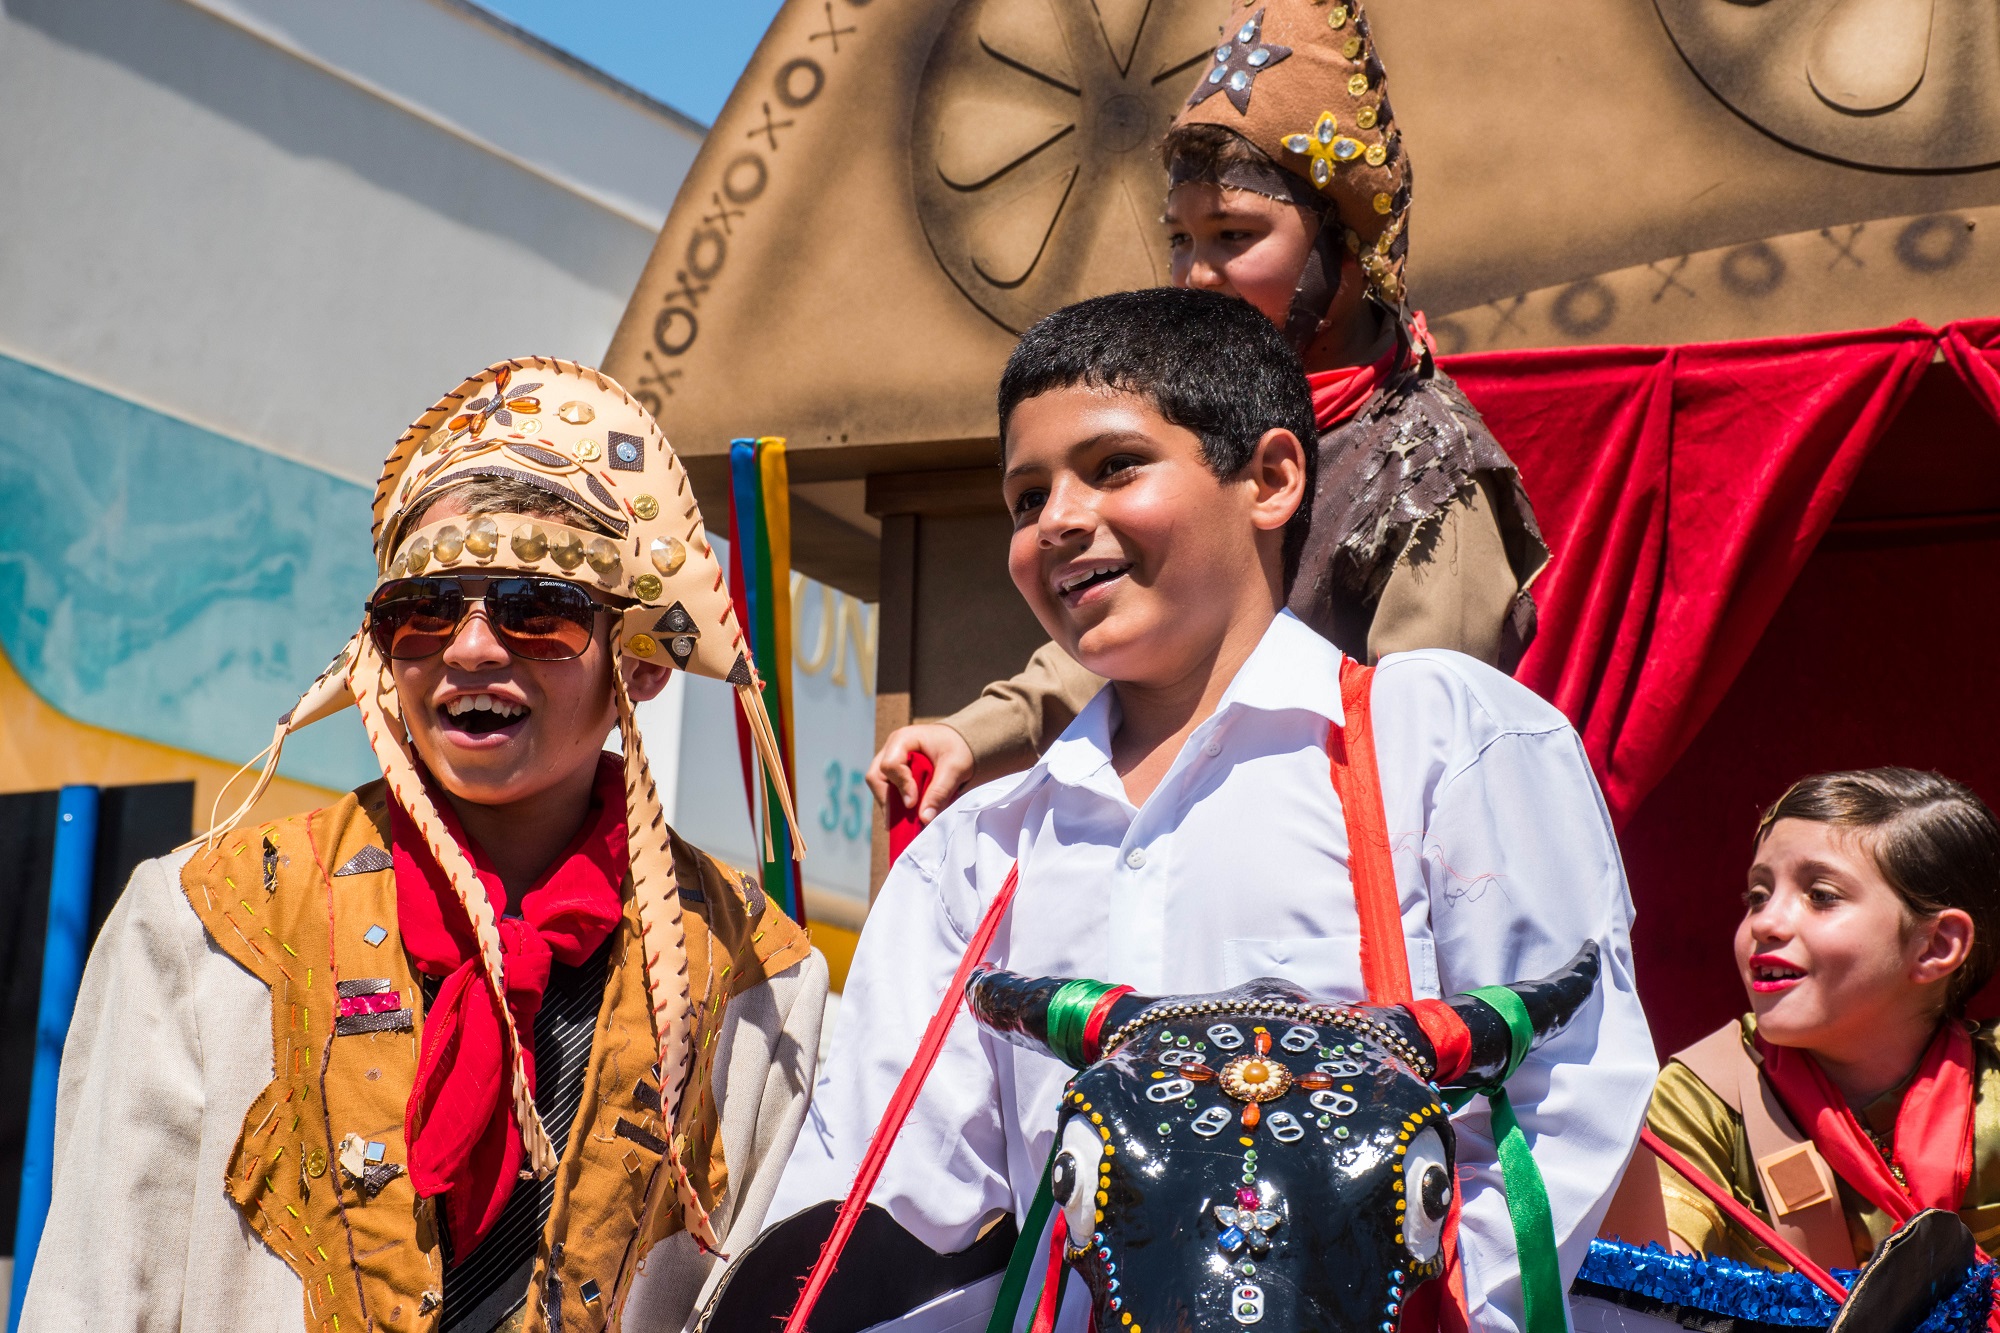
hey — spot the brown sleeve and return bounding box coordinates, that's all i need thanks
[1365,474,1523,668]
[942,640,1106,783]
[1648,1060,1784,1267]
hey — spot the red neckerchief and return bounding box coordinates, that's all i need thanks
[1307,330,1417,431]
[1755,1022,1977,1220]
[391,753,627,1256]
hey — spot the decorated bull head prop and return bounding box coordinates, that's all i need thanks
[966,943,1601,1332]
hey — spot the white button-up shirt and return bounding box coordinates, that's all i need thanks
[775,612,1656,1332]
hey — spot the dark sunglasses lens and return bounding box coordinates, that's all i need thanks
[368,580,465,660]
[486,579,598,661]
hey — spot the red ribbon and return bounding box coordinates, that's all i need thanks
[1403,999,1473,1084]
[1755,1022,1976,1223]
[392,753,628,1255]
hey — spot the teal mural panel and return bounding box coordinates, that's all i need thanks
[0,354,377,790]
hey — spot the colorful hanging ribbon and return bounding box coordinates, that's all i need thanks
[727,436,804,924]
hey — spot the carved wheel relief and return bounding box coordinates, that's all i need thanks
[913,0,1229,332]
[1655,0,2000,170]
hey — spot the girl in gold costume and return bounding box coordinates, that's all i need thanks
[1646,768,2000,1270]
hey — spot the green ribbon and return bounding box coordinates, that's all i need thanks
[986,1145,1058,1333]
[1456,986,1565,1333]
[1045,979,1119,1069]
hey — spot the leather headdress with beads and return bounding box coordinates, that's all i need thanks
[1170,0,1412,344]
[190,357,800,1236]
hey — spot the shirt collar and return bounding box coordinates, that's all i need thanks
[1000,611,1349,801]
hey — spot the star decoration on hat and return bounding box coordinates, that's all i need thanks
[1186,10,1292,116]
[1283,111,1369,189]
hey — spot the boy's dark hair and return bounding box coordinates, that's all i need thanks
[1757,767,2000,1013]
[996,287,1318,589]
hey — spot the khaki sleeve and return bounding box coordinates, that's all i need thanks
[1647,1061,1780,1267]
[941,640,1106,783]
[1367,475,1522,667]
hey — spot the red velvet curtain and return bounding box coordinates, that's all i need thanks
[1444,322,2000,827]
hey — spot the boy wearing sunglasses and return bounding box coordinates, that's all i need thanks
[22,360,828,1333]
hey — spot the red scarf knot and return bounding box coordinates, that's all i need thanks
[391,753,628,1255]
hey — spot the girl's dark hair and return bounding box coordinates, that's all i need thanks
[996,287,1319,591]
[1757,767,2000,1012]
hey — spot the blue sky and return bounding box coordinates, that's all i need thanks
[489,0,786,125]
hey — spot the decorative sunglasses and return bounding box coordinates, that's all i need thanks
[366,576,613,662]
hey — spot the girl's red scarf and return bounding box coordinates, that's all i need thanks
[1306,315,1428,431]
[1755,1022,1977,1223]
[391,754,628,1255]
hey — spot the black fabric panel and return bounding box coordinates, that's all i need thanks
[438,933,613,1331]
[89,783,193,944]
[0,790,59,1257]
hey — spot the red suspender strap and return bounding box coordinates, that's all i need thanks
[1333,658,1472,1333]
[781,863,1023,1333]
[1331,657,1415,1006]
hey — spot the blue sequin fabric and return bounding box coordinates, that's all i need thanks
[1575,1239,1996,1331]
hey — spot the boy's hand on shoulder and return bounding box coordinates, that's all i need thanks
[866,724,973,824]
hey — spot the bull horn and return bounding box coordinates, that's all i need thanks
[966,968,1154,1070]
[1443,941,1600,1088]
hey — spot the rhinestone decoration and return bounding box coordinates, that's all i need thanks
[1187,9,1292,114]
[464,516,499,561]
[1220,1055,1294,1103]
[548,530,585,572]
[557,400,596,425]
[632,573,664,602]
[1283,111,1367,188]
[628,634,659,656]
[433,525,464,565]
[1214,1203,1281,1256]
[421,426,451,455]
[574,439,602,462]
[585,537,622,579]
[632,494,660,521]
[650,536,687,575]
[404,536,431,575]
[511,522,548,563]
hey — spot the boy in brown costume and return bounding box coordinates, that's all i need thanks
[872,0,1549,822]
[20,360,827,1333]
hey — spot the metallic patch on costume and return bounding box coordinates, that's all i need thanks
[334,845,394,877]
[337,977,394,997]
[726,654,753,688]
[506,442,573,470]
[607,431,645,473]
[361,1162,404,1196]
[656,602,697,635]
[631,574,663,602]
[335,1007,414,1036]
[582,472,619,513]
[631,494,659,521]
[614,1118,666,1155]
[580,1279,602,1305]
[362,924,389,947]
[627,634,659,656]
[574,439,602,462]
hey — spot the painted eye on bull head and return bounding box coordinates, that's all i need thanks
[1056,1117,1105,1243]
[1402,1126,1452,1262]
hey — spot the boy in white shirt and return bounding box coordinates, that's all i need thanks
[771,287,1654,1331]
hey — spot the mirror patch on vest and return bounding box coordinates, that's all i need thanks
[335,977,413,1034]
[334,845,393,876]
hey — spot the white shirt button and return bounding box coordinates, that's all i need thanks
[1125,848,1147,870]
[1202,739,1222,758]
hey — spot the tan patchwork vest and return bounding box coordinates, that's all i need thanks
[181,782,811,1333]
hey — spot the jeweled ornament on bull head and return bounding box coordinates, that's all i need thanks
[965,944,1601,1332]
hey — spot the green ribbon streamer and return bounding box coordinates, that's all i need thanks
[1045,979,1118,1069]
[1459,985,1565,1333]
[986,1146,1058,1333]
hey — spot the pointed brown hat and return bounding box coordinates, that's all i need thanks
[1170,0,1411,309]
